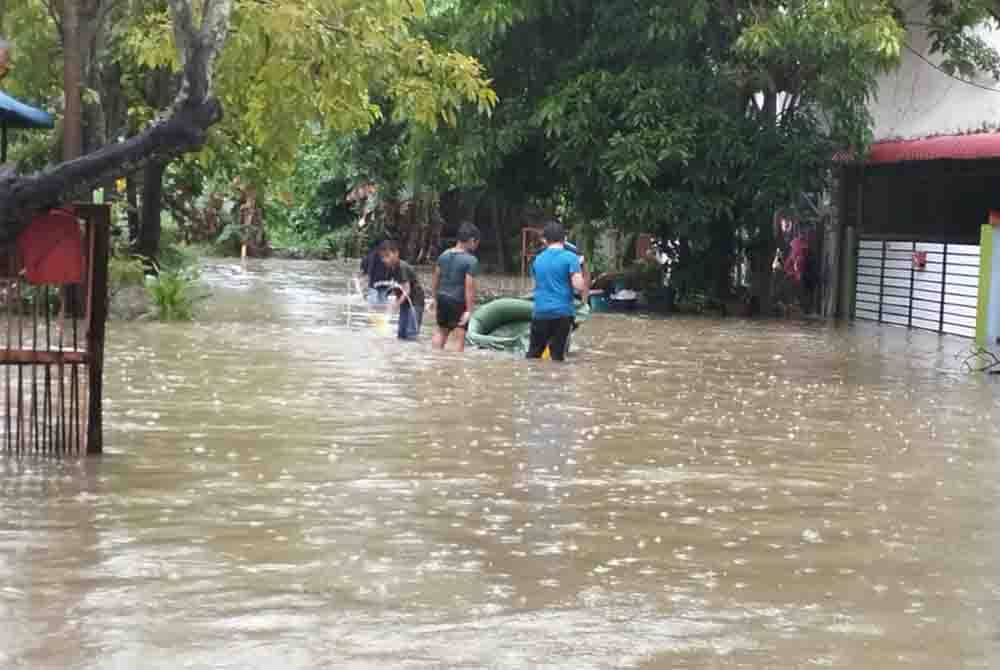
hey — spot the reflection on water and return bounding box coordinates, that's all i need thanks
[3,258,1000,669]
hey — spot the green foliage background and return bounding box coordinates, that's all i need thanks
[4,0,1000,299]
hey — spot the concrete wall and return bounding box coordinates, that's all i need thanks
[871,0,1000,142]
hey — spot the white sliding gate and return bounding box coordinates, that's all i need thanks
[854,239,980,338]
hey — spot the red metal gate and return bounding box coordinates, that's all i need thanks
[0,203,109,455]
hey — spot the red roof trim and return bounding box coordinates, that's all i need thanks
[835,132,1000,165]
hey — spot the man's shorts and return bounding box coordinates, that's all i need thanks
[436,296,467,330]
[526,316,574,361]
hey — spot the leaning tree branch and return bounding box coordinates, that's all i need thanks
[0,0,233,244]
[0,98,222,243]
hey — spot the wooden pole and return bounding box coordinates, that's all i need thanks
[82,204,109,454]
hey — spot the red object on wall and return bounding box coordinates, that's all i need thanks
[783,233,810,282]
[16,207,84,284]
[913,251,928,271]
[636,234,654,260]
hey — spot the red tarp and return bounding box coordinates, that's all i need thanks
[835,132,1000,165]
[16,207,83,285]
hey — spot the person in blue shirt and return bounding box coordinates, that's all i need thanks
[527,220,587,362]
[562,240,591,311]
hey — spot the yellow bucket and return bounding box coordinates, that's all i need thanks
[370,313,390,336]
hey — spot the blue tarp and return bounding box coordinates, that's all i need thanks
[0,91,53,129]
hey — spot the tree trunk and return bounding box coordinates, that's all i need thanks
[493,197,506,272]
[821,197,843,319]
[79,0,106,154]
[137,160,166,259]
[126,174,139,244]
[0,0,233,244]
[101,60,128,143]
[427,206,443,260]
[710,223,734,302]
[239,186,267,257]
[750,90,780,315]
[63,0,84,161]
[749,231,776,316]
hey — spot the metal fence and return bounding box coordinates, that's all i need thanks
[0,204,110,456]
[855,238,980,338]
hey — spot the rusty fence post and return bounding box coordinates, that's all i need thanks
[82,204,110,455]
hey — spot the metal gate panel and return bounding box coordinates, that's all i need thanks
[855,240,883,322]
[854,238,979,338]
[943,243,980,338]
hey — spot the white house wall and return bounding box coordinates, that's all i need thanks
[871,0,1000,142]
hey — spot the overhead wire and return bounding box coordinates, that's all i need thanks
[904,42,1000,95]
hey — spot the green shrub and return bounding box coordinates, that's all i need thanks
[18,284,61,315]
[145,267,207,321]
[158,241,204,274]
[633,258,664,292]
[588,248,612,277]
[325,227,361,258]
[109,253,147,298]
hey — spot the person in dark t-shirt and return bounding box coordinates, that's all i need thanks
[379,240,426,340]
[431,222,481,352]
[360,237,393,305]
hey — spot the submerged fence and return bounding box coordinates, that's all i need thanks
[0,204,110,456]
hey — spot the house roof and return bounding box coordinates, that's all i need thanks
[0,91,53,129]
[836,132,1000,165]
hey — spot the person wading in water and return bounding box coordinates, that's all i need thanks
[527,220,587,362]
[360,236,393,306]
[431,223,481,352]
[379,240,426,341]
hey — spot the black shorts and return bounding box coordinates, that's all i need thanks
[436,296,467,330]
[527,316,574,361]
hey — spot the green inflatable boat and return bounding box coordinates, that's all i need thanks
[466,297,591,352]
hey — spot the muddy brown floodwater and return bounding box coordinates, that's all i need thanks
[3,258,1000,669]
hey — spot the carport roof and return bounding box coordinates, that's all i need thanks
[835,132,1000,165]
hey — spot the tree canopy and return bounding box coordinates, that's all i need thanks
[1,0,998,282]
[124,0,496,188]
[341,0,1000,297]
[0,0,496,246]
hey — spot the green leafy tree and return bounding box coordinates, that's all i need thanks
[124,0,496,256]
[392,0,1000,306]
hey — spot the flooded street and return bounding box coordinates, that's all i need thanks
[4,258,1000,669]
